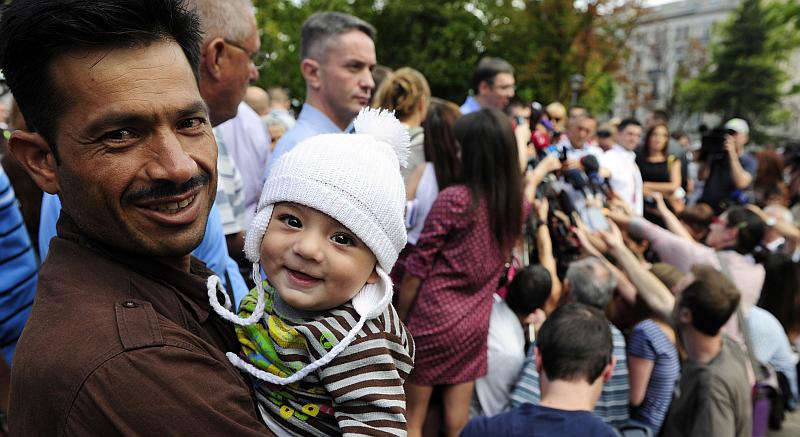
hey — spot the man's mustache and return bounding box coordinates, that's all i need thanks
[125,172,211,203]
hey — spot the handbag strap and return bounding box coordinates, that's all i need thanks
[715,251,764,380]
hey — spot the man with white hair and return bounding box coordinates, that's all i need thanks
[511,257,630,427]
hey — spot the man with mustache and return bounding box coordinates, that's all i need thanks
[0,0,270,434]
[268,12,377,171]
[36,0,261,305]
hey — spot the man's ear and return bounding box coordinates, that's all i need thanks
[602,356,617,383]
[477,80,491,96]
[678,306,692,326]
[202,38,226,81]
[301,58,321,90]
[7,130,59,194]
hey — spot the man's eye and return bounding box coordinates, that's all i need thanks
[102,128,136,142]
[279,214,302,228]
[179,117,207,130]
[332,234,355,246]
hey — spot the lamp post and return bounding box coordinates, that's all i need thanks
[569,74,584,108]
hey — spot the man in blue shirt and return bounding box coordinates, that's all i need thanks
[268,12,377,173]
[511,256,630,427]
[463,304,617,437]
[0,165,37,363]
[460,57,516,115]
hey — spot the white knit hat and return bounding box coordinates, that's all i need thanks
[207,108,410,385]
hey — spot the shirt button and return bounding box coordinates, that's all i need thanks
[122,301,138,308]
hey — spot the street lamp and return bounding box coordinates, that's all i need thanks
[569,74,584,108]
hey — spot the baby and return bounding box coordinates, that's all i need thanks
[208,108,415,436]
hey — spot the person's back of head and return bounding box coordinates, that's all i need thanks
[423,98,461,189]
[245,86,270,116]
[505,264,552,317]
[677,264,740,336]
[565,256,617,310]
[300,11,375,62]
[371,67,430,123]
[0,0,202,149]
[678,203,714,241]
[370,65,394,102]
[537,303,613,385]
[267,87,291,110]
[189,0,254,44]
[454,108,522,254]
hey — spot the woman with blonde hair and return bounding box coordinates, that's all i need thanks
[372,67,431,181]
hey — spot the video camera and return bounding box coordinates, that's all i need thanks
[699,126,736,163]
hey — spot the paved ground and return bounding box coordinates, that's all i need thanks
[769,407,800,436]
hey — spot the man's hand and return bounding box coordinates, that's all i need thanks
[537,153,562,174]
[724,134,738,158]
[598,221,626,251]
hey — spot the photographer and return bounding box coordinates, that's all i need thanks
[698,118,758,214]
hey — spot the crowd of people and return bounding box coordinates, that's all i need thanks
[1,1,799,436]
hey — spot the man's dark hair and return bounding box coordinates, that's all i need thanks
[651,109,669,124]
[300,12,375,60]
[618,117,641,132]
[724,206,767,255]
[0,0,202,158]
[679,264,740,336]
[471,57,514,94]
[537,303,613,384]
[505,264,552,316]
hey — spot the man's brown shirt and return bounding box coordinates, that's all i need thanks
[9,214,271,436]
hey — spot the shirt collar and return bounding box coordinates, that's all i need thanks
[56,212,215,322]
[298,103,348,134]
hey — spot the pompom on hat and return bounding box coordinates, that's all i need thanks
[207,107,410,385]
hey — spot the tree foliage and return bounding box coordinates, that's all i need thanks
[253,0,642,115]
[676,0,800,134]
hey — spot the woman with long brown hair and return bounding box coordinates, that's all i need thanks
[397,108,527,437]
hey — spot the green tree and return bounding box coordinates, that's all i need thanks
[252,0,640,114]
[677,0,800,136]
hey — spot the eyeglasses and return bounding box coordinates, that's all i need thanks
[224,40,268,70]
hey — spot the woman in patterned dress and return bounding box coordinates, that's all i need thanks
[397,108,528,437]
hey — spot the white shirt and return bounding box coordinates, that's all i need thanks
[471,295,526,417]
[555,137,605,223]
[601,144,643,215]
[217,102,272,228]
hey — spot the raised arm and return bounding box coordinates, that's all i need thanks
[533,198,562,313]
[601,223,675,321]
[651,192,695,242]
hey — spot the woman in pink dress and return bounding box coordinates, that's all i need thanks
[397,108,527,436]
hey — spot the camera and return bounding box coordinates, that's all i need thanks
[699,126,736,162]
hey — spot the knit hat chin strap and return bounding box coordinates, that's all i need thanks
[244,204,274,263]
[223,266,393,386]
[206,263,267,327]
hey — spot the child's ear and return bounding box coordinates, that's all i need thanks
[366,264,380,284]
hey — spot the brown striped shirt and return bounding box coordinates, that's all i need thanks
[236,283,415,436]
